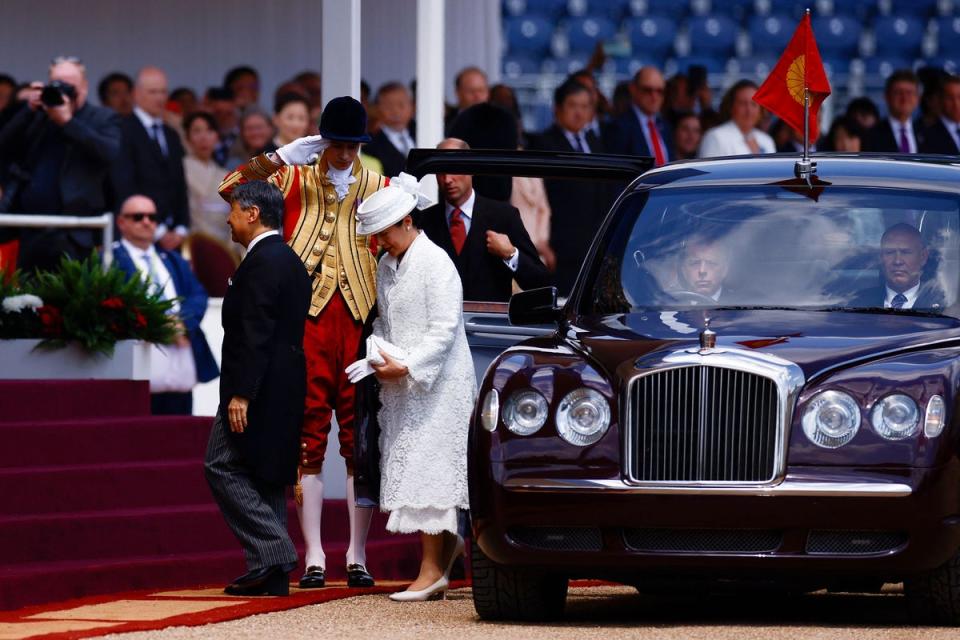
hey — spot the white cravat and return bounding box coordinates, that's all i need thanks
[326,164,357,201]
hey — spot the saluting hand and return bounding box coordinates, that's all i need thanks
[276,135,330,166]
[227,395,249,433]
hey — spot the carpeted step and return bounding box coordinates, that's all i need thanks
[0,460,211,515]
[0,536,421,610]
[0,380,151,423]
[0,416,212,468]
[0,500,397,565]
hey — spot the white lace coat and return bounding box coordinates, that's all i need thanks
[373,232,477,534]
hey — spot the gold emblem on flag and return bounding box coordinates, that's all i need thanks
[787,55,806,105]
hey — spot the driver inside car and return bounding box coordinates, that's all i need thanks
[673,234,733,303]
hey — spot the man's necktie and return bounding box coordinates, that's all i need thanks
[898,124,910,153]
[151,122,168,157]
[570,133,583,152]
[891,293,908,309]
[449,208,466,255]
[578,132,590,154]
[143,251,161,295]
[647,118,666,166]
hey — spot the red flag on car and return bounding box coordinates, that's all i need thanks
[752,13,831,141]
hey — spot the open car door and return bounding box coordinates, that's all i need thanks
[354,149,653,505]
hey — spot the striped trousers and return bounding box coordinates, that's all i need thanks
[204,413,298,571]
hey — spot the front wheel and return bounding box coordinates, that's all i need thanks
[470,538,568,621]
[905,548,960,625]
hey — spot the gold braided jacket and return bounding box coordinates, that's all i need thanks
[219,153,386,321]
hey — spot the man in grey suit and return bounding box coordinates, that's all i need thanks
[204,180,311,596]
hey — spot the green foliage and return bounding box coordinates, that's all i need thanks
[0,253,178,356]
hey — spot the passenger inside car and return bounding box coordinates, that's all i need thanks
[672,234,733,302]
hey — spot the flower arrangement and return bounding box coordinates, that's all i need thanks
[0,254,178,356]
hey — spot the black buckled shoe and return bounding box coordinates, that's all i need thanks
[298,565,326,589]
[346,563,375,588]
[224,565,290,596]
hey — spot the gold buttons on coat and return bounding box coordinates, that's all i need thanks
[325,213,336,222]
[312,247,322,256]
[324,192,336,205]
[320,232,329,241]
[301,442,307,449]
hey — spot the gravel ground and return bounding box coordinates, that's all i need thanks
[101,585,956,640]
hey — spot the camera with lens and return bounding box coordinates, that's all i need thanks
[40,80,78,108]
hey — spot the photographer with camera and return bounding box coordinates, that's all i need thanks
[0,56,122,273]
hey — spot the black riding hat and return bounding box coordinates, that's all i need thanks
[318,96,372,143]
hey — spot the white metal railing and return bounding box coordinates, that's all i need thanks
[0,213,114,269]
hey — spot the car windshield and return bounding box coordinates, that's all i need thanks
[589,186,960,318]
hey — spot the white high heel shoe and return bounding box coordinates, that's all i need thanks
[388,576,449,602]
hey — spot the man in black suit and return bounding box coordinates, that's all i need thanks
[851,223,946,310]
[0,57,121,272]
[419,138,549,302]
[363,82,415,178]
[920,74,960,155]
[674,235,734,303]
[865,69,923,153]
[529,78,616,295]
[605,66,673,164]
[112,66,189,251]
[204,180,311,596]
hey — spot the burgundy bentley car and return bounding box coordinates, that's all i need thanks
[404,150,960,624]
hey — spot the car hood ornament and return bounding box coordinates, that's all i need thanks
[700,316,717,350]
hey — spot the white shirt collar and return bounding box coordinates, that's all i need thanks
[382,125,413,150]
[889,116,916,151]
[121,237,154,261]
[380,231,424,274]
[885,282,921,309]
[133,106,163,131]
[445,189,475,221]
[631,104,654,126]
[246,229,280,253]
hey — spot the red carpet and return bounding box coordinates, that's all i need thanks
[0,380,420,611]
[0,580,469,640]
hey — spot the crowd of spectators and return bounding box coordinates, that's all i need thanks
[2,56,960,296]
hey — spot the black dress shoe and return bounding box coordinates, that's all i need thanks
[346,563,375,588]
[224,565,289,596]
[299,565,326,588]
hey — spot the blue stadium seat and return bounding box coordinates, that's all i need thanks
[502,0,567,19]
[504,16,554,56]
[613,55,662,76]
[822,57,852,77]
[749,14,797,55]
[724,0,758,22]
[926,56,960,75]
[864,57,912,79]
[566,16,618,53]
[670,55,727,74]
[938,16,960,55]
[566,0,630,21]
[541,55,591,75]
[758,0,807,19]
[885,0,939,17]
[734,55,780,79]
[820,0,877,19]
[626,16,678,58]
[687,16,739,57]
[626,0,689,20]
[812,16,861,57]
[873,16,925,58]
[502,55,541,79]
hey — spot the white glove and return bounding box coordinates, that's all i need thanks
[275,134,330,166]
[345,358,375,384]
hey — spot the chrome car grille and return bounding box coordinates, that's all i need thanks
[628,366,780,483]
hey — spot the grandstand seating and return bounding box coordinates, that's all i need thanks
[501,0,960,132]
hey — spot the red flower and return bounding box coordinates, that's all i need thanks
[133,309,147,330]
[101,296,124,309]
[37,305,63,337]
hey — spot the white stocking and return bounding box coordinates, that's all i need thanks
[345,474,373,567]
[297,473,326,569]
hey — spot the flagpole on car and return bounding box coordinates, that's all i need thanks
[797,7,815,188]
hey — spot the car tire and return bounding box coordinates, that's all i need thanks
[904,548,960,626]
[470,538,568,621]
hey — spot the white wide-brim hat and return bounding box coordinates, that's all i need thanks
[356,173,435,235]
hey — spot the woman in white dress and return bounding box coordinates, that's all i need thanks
[351,174,477,602]
[698,80,776,158]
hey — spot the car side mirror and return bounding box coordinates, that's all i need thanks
[509,287,562,325]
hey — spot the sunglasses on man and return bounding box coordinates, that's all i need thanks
[122,212,160,223]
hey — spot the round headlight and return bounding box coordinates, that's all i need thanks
[503,390,548,436]
[556,387,610,446]
[802,390,861,448]
[480,389,499,432]
[871,394,919,440]
[924,395,947,438]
